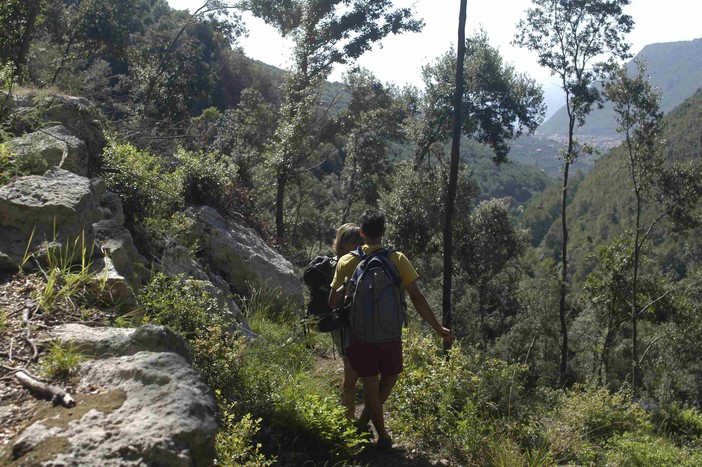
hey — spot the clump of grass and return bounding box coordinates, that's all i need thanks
[42,340,84,380]
[23,230,106,316]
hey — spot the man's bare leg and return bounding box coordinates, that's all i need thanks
[341,357,359,420]
[361,374,398,439]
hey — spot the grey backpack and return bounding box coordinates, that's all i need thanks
[347,248,406,343]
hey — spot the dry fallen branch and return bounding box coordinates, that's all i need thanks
[13,369,76,408]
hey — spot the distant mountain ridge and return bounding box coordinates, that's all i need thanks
[538,38,702,140]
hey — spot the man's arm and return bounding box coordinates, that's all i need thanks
[405,280,451,343]
[328,287,341,309]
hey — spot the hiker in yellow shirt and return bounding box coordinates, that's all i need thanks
[329,208,451,450]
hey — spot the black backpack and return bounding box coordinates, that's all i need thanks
[302,255,337,318]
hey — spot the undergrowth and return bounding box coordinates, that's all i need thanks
[11,257,702,465]
[137,273,366,464]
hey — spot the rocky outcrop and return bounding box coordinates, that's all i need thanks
[0,167,102,270]
[6,125,89,176]
[156,243,256,338]
[11,94,106,175]
[188,206,303,304]
[9,324,217,466]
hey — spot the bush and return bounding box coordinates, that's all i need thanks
[605,432,702,466]
[137,273,245,395]
[541,386,652,464]
[653,404,702,446]
[215,394,275,467]
[102,140,183,224]
[174,148,239,215]
[389,331,528,462]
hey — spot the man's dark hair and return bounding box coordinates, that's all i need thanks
[360,209,385,239]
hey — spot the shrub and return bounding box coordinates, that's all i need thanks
[653,404,702,446]
[102,140,183,224]
[389,331,528,462]
[605,432,702,466]
[215,394,275,467]
[174,148,239,215]
[137,273,245,395]
[541,385,652,464]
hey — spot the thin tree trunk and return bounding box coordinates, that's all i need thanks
[442,0,467,340]
[632,169,642,395]
[15,0,43,85]
[275,170,287,242]
[341,137,359,224]
[559,159,570,385]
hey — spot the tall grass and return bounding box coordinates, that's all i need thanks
[24,230,106,315]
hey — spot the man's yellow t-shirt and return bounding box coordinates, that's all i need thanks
[330,244,418,291]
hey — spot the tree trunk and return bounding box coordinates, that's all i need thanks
[441,0,468,339]
[275,170,287,242]
[559,160,570,386]
[632,187,642,394]
[15,0,43,85]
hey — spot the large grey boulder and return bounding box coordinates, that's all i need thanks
[10,351,217,466]
[6,125,89,176]
[0,167,103,270]
[187,206,303,304]
[11,324,216,466]
[44,323,190,359]
[157,243,256,339]
[12,94,106,174]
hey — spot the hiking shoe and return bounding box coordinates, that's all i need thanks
[376,436,393,450]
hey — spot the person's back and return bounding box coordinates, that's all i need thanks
[328,209,450,449]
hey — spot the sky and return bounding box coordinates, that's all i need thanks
[167,0,701,116]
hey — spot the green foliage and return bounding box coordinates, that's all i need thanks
[215,395,275,467]
[604,432,702,467]
[27,232,106,316]
[542,386,651,464]
[42,340,85,380]
[652,404,702,446]
[174,147,239,215]
[137,273,245,394]
[0,62,14,91]
[102,140,183,223]
[417,31,545,163]
[0,143,16,184]
[389,331,528,462]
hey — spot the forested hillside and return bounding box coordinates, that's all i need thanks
[539,38,702,140]
[2,1,702,465]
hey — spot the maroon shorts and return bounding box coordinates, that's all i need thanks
[346,339,403,377]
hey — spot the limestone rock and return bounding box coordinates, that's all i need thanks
[6,125,89,176]
[0,167,101,270]
[100,191,125,224]
[45,323,190,360]
[188,206,303,304]
[156,243,256,338]
[12,94,106,174]
[10,351,217,466]
[93,218,148,289]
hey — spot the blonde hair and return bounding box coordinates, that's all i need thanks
[333,223,362,257]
